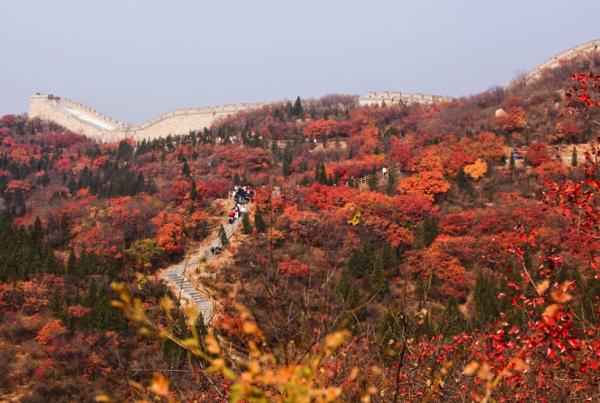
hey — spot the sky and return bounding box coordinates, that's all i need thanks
[1,0,599,124]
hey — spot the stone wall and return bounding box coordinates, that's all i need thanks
[358,91,453,107]
[27,93,264,143]
[525,39,600,82]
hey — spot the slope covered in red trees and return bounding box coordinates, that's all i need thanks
[0,56,599,401]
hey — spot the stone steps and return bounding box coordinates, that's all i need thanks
[159,206,250,326]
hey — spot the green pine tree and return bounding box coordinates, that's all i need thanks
[254,208,266,233]
[509,150,516,180]
[367,172,378,190]
[386,169,396,195]
[439,298,467,335]
[292,96,304,117]
[572,146,578,167]
[219,225,229,248]
[473,271,500,326]
[182,160,191,177]
[190,181,198,201]
[420,216,438,248]
[282,147,293,176]
[67,250,77,275]
[242,212,252,234]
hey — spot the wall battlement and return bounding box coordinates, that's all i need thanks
[27,93,265,143]
[525,39,600,82]
[358,91,453,107]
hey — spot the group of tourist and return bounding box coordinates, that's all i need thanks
[210,185,255,256]
[228,185,254,224]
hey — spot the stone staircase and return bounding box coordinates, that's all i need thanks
[159,206,245,326]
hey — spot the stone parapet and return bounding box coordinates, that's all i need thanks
[27,93,263,142]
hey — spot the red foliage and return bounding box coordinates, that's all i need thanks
[36,320,67,346]
[277,258,310,277]
[303,119,338,138]
[526,143,551,167]
[5,179,31,194]
[151,211,186,255]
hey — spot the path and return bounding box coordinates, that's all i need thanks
[347,164,401,189]
[159,200,246,325]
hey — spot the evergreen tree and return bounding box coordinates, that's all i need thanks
[182,160,191,177]
[282,146,293,176]
[377,309,404,346]
[386,169,396,195]
[190,181,198,201]
[67,250,77,275]
[369,252,386,293]
[31,216,43,242]
[292,96,304,117]
[233,173,241,186]
[509,150,516,180]
[456,166,468,190]
[336,268,361,311]
[314,162,328,185]
[219,225,229,248]
[367,172,378,191]
[284,101,294,116]
[439,298,467,335]
[254,208,266,233]
[572,146,578,167]
[419,216,438,248]
[473,271,500,326]
[242,212,252,234]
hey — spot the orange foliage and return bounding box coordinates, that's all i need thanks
[277,258,310,277]
[303,119,337,138]
[463,158,487,180]
[151,212,186,254]
[5,179,31,194]
[397,171,450,201]
[36,320,67,346]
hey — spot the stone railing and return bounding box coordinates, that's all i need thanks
[132,102,265,131]
[56,96,130,129]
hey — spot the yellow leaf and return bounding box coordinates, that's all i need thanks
[160,296,173,314]
[150,372,169,397]
[535,279,550,296]
[205,334,221,354]
[325,330,349,349]
[463,361,479,376]
[511,357,529,373]
[543,303,560,319]
[550,282,573,303]
[243,321,258,334]
[476,363,492,381]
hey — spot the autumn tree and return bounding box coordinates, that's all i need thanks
[463,158,487,180]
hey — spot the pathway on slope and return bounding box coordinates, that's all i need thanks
[159,202,245,325]
[347,164,401,189]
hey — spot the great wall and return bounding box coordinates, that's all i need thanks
[28,93,265,143]
[27,40,599,143]
[358,91,454,107]
[524,39,600,82]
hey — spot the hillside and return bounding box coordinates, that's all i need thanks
[0,55,599,401]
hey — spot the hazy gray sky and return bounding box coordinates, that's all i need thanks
[1,0,599,124]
